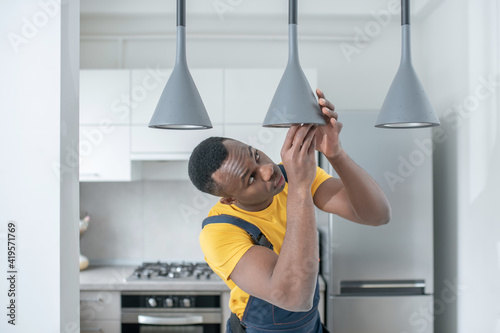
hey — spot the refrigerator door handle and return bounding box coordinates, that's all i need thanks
[340,279,427,296]
[353,282,425,289]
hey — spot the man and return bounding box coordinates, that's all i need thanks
[188,89,391,332]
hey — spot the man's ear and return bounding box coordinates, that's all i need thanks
[219,197,237,205]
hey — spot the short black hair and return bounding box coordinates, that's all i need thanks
[188,136,231,196]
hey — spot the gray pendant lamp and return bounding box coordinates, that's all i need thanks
[375,0,439,128]
[263,0,326,127]
[149,0,212,130]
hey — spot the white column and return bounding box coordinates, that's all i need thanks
[422,0,500,332]
[0,0,80,332]
[458,1,500,332]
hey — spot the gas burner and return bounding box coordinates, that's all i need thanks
[127,261,215,281]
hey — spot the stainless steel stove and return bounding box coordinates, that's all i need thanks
[126,261,215,281]
[122,261,222,332]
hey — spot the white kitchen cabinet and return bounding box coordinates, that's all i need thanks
[223,69,317,163]
[80,320,120,333]
[131,125,223,160]
[80,69,139,182]
[224,68,318,124]
[224,124,287,163]
[80,291,120,333]
[79,68,317,167]
[131,68,224,125]
[129,68,224,161]
[191,69,224,124]
[130,68,172,125]
[80,69,131,125]
[224,69,282,124]
[80,125,141,181]
[80,291,120,320]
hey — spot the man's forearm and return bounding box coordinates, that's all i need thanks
[328,149,391,226]
[270,186,318,311]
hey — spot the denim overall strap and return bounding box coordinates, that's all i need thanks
[278,164,288,183]
[202,215,273,250]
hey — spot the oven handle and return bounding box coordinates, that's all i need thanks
[138,315,204,325]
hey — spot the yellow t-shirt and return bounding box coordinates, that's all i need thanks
[199,166,332,319]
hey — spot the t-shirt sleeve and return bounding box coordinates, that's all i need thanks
[279,163,332,196]
[311,166,333,196]
[199,222,254,282]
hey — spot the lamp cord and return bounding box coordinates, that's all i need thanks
[289,0,298,25]
[401,0,410,25]
[177,0,186,27]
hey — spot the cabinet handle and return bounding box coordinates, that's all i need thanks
[80,296,104,303]
[138,315,204,325]
[80,173,101,177]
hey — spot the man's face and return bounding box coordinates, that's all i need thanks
[211,140,286,211]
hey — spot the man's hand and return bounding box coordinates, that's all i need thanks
[281,124,317,189]
[311,88,391,226]
[315,89,343,160]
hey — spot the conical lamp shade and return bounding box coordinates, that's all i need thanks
[263,1,325,127]
[375,1,439,128]
[148,41,212,129]
[375,50,439,128]
[149,2,211,130]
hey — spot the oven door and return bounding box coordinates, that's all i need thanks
[122,310,221,333]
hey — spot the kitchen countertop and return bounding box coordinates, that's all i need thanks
[80,265,229,291]
[80,265,325,292]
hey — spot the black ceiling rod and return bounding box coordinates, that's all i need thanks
[177,0,186,27]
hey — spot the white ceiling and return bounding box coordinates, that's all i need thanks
[80,0,443,18]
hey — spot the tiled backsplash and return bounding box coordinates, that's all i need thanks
[80,180,219,265]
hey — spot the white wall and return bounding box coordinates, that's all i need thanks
[420,1,468,331]
[458,1,500,331]
[0,0,80,332]
[80,178,219,264]
[422,0,500,332]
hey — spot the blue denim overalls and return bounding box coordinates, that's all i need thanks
[237,277,323,332]
[203,212,323,332]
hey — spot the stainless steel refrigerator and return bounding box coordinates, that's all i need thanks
[318,110,434,333]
